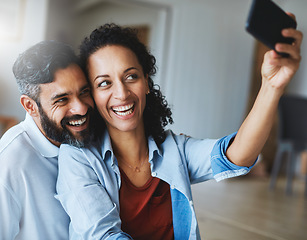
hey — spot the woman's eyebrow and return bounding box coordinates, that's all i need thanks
[94,67,139,81]
[94,74,109,81]
[124,67,138,73]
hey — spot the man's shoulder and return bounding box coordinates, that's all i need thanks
[0,122,36,160]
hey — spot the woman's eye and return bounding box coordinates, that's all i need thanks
[98,80,110,88]
[126,74,138,81]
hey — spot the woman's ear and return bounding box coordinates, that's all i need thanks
[20,95,39,117]
[145,74,150,94]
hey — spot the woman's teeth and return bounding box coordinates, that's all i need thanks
[68,117,86,126]
[115,109,133,116]
[112,103,134,116]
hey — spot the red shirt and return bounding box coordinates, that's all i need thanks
[119,169,174,240]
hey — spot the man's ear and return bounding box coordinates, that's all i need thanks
[20,95,39,117]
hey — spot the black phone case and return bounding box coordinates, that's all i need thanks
[246,0,297,57]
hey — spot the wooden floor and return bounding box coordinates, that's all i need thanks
[191,176,307,240]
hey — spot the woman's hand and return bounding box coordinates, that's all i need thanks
[261,13,303,93]
[226,13,303,167]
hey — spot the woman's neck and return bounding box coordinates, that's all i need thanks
[108,125,148,165]
[108,124,152,187]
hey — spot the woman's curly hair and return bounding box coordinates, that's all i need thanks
[79,23,173,145]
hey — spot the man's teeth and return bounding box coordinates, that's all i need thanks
[69,117,86,126]
[113,104,134,116]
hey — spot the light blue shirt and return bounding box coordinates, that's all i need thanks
[0,113,69,240]
[56,130,254,239]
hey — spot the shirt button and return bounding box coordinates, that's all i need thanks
[151,172,157,177]
[189,200,194,206]
[170,185,175,189]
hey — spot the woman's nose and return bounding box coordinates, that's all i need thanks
[113,82,130,100]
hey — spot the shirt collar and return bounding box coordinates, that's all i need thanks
[100,130,113,159]
[22,113,59,158]
[100,130,162,162]
[148,135,162,161]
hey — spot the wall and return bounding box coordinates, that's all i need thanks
[0,0,49,121]
[162,0,254,138]
[283,0,307,97]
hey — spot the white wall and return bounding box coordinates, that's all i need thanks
[283,0,307,97]
[0,0,49,121]
[163,0,254,138]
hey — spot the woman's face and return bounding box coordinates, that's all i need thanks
[88,45,149,135]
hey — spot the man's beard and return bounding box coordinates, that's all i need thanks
[38,106,94,148]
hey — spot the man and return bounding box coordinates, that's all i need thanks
[0,40,95,239]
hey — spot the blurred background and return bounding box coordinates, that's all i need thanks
[0,0,306,239]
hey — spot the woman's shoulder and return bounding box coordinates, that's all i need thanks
[158,129,190,151]
[163,129,190,144]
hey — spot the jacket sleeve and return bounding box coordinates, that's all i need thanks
[210,132,256,182]
[55,144,132,240]
[179,131,256,183]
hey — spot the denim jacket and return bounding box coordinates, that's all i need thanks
[56,130,254,239]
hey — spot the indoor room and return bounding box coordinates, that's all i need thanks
[0,0,306,239]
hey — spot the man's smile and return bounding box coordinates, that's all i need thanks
[67,117,87,126]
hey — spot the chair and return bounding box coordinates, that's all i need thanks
[269,94,307,197]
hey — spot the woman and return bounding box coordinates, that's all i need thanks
[56,22,302,239]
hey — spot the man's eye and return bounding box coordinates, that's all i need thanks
[81,88,91,96]
[55,98,67,104]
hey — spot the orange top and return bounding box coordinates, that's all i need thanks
[119,169,174,240]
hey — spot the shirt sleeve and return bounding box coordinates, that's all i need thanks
[56,144,132,240]
[0,182,21,239]
[211,132,257,182]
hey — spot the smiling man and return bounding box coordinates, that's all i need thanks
[0,40,96,240]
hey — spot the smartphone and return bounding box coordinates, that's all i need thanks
[245,0,297,57]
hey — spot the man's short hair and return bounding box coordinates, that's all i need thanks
[12,40,80,104]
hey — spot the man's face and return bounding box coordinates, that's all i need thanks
[37,64,95,147]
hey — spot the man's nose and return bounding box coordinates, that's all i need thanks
[69,98,90,115]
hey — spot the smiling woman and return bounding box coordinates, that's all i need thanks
[55,23,303,240]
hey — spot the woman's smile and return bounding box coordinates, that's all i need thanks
[111,103,135,117]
